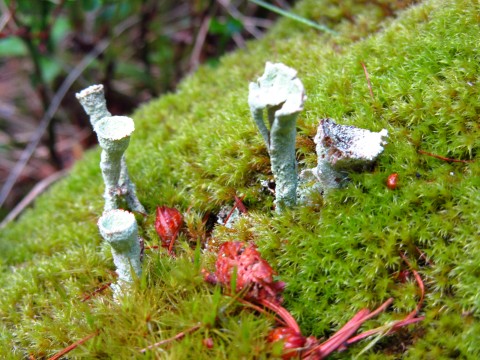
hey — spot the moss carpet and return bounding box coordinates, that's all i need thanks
[1,0,479,358]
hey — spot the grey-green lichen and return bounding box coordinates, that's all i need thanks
[300,118,388,194]
[248,62,305,213]
[97,209,142,297]
[76,85,145,214]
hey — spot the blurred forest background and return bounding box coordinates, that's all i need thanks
[0,0,291,223]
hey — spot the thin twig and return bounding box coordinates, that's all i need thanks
[0,169,68,229]
[140,324,202,353]
[234,195,248,214]
[80,282,112,302]
[418,149,473,163]
[189,15,211,71]
[361,62,374,101]
[415,246,433,266]
[48,331,99,360]
[216,0,264,38]
[0,15,140,209]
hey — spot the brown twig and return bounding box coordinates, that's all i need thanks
[140,324,202,353]
[418,149,474,163]
[415,246,433,266]
[189,14,211,71]
[234,195,248,214]
[0,169,68,229]
[48,331,99,360]
[361,62,374,101]
[224,195,247,225]
[80,282,112,302]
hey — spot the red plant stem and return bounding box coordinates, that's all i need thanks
[399,252,425,319]
[48,331,99,360]
[415,246,433,266]
[361,298,394,322]
[235,297,288,327]
[81,283,111,302]
[139,324,202,353]
[361,62,374,100]
[145,245,160,250]
[321,298,392,349]
[224,195,248,224]
[259,299,301,334]
[234,195,248,214]
[224,203,239,225]
[305,311,369,358]
[344,316,425,346]
[304,298,393,358]
[168,229,180,255]
[407,268,424,319]
[418,149,473,163]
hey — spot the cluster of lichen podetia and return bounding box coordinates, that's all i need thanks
[76,85,144,298]
[76,62,388,297]
[248,62,388,213]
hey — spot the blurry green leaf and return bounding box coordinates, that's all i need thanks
[81,0,101,11]
[39,56,62,84]
[0,37,28,57]
[51,17,71,45]
[209,17,243,37]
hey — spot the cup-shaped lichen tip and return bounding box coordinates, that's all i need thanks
[248,62,305,116]
[95,116,135,150]
[75,84,104,101]
[97,209,138,251]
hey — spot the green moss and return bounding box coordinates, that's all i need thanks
[1,0,479,358]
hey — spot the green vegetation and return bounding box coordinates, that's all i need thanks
[1,0,479,358]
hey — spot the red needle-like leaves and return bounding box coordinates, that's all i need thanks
[203,241,285,305]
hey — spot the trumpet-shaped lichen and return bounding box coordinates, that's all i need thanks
[97,209,142,296]
[76,85,145,214]
[249,62,306,213]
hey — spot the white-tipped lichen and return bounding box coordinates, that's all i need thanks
[76,85,145,214]
[249,62,306,213]
[75,84,110,128]
[300,118,388,195]
[96,116,134,211]
[98,209,142,297]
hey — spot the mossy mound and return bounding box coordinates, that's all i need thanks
[1,0,479,358]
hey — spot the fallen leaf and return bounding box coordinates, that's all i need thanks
[155,206,182,254]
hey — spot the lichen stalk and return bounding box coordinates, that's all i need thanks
[248,62,305,213]
[98,209,142,296]
[76,85,145,214]
[96,116,133,212]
